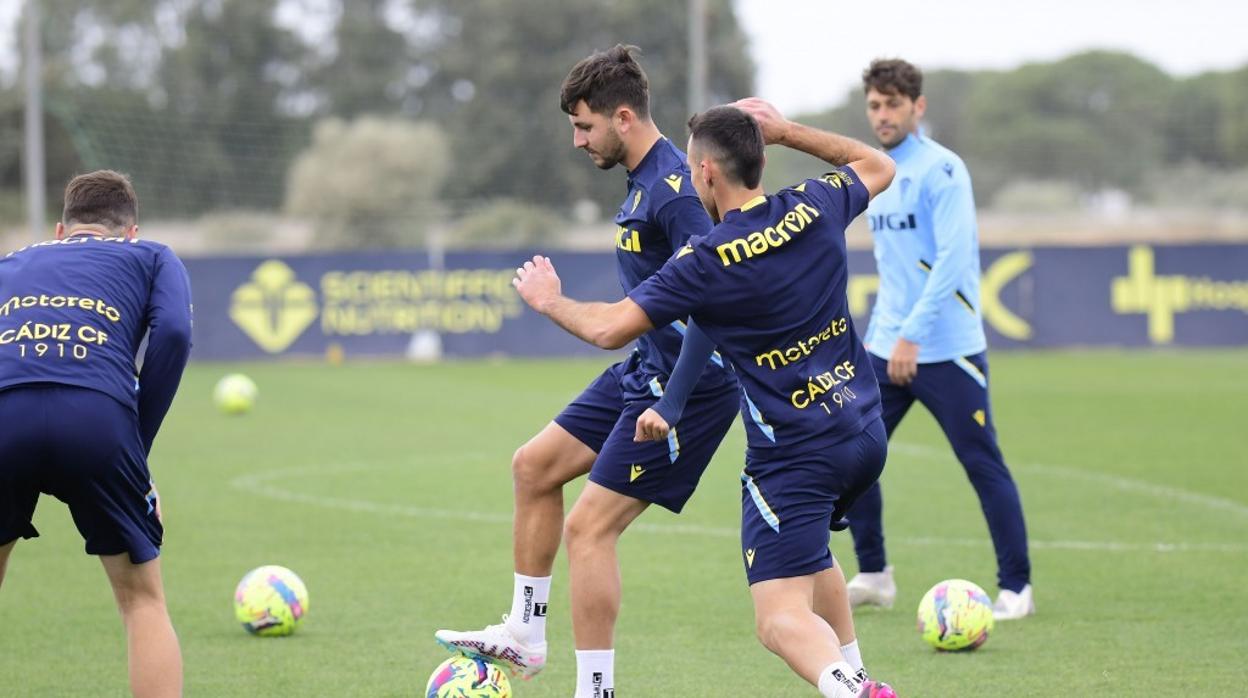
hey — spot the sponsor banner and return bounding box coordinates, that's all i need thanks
[187,251,620,360]
[183,244,1248,360]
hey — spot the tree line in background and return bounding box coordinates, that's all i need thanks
[0,0,751,247]
[0,2,1245,249]
[763,51,1248,212]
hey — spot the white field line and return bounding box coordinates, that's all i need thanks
[228,451,1248,555]
[887,442,1248,520]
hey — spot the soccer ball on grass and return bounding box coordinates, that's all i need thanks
[214,373,258,415]
[234,565,308,636]
[426,656,511,698]
[916,578,994,651]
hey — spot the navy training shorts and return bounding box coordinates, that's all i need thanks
[740,418,887,585]
[555,356,739,513]
[0,384,163,563]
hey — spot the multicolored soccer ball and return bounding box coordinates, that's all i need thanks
[426,656,511,698]
[234,565,308,636]
[214,373,258,415]
[917,578,994,651]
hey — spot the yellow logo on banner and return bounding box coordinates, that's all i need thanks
[230,260,319,353]
[980,251,1033,340]
[1111,245,1248,344]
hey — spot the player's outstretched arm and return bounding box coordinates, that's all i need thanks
[733,97,895,199]
[513,255,654,350]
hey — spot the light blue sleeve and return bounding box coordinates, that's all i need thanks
[899,159,976,344]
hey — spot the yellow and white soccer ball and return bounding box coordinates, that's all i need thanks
[234,565,308,636]
[426,656,511,698]
[214,373,258,415]
[916,578,994,651]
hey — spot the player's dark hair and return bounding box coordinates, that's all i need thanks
[62,170,138,230]
[862,58,923,101]
[687,106,764,189]
[560,44,651,119]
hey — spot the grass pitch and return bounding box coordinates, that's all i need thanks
[2,350,1246,696]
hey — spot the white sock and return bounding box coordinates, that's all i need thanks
[574,649,615,698]
[505,573,550,645]
[840,639,864,674]
[817,660,863,698]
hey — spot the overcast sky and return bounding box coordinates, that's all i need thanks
[2,0,1245,114]
[734,0,1248,113]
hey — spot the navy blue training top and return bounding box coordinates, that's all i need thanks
[0,234,193,453]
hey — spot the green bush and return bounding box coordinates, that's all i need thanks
[285,117,450,249]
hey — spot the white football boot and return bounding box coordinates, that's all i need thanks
[992,584,1035,620]
[846,565,896,609]
[435,615,547,679]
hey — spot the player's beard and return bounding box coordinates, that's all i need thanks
[875,113,916,149]
[589,127,628,170]
[876,127,907,149]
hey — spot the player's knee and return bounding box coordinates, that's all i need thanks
[111,580,167,615]
[562,506,608,552]
[104,563,166,612]
[753,608,801,654]
[562,508,589,549]
[958,452,1014,486]
[511,444,553,494]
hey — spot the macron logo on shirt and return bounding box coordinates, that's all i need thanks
[714,202,821,267]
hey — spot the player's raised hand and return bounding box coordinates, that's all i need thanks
[634,407,671,442]
[732,97,791,145]
[512,255,562,314]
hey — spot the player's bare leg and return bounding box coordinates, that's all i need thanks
[813,564,868,678]
[563,482,649,698]
[0,540,15,589]
[511,422,597,576]
[100,553,182,698]
[751,574,845,684]
[436,422,596,678]
[813,565,855,642]
[751,575,895,697]
[564,482,648,648]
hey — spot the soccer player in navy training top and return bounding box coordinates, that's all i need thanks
[0,170,193,697]
[436,46,739,697]
[514,101,898,698]
[842,59,1034,620]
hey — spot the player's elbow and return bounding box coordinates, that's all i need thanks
[594,314,642,350]
[588,300,649,349]
[880,155,897,184]
[857,152,896,200]
[157,320,194,353]
[172,321,193,347]
[872,154,897,193]
[592,325,632,350]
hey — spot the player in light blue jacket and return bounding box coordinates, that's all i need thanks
[845,59,1034,620]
